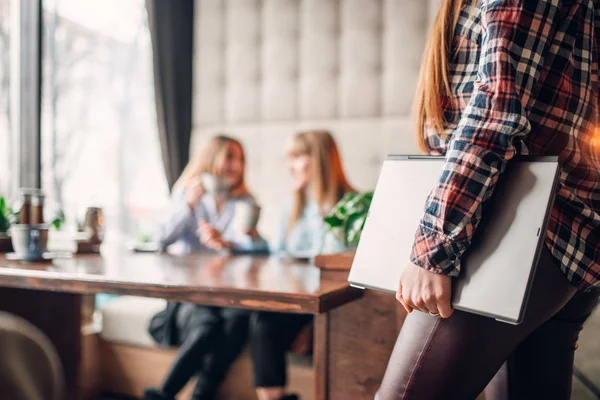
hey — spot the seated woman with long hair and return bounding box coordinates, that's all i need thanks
[144,135,267,400]
[251,130,355,400]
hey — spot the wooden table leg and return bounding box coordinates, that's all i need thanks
[325,290,402,400]
[314,312,330,400]
[0,287,82,400]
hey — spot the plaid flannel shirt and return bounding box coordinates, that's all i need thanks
[411,0,600,290]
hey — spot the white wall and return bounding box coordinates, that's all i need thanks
[192,0,439,238]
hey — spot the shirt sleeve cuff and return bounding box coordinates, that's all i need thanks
[229,235,269,253]
[409,224,465,277]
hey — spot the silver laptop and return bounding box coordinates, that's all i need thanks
[348,155,560,324]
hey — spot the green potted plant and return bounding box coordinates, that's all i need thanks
[0,197,10,235]
[0,196,19,252]
[50,209,66,231]
[324,191,373,249]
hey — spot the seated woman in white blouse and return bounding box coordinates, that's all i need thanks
[145,135,267,400]
[155,137,266,254]
[251,130,355,400]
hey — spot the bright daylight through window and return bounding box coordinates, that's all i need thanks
[0,0,11,198]
[41,0,169,243]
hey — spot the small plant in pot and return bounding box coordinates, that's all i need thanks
[50,209,66,231]
[0,196,20,233]
[0,196,20,252]
[324,192,373,249]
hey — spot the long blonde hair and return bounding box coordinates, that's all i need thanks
[173,134,250,197]
[286,130,355,231]
[414,0,468,153]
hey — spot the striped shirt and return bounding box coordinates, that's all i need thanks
[410,0,600,290]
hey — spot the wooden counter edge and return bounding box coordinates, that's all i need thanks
[313,252,355,271]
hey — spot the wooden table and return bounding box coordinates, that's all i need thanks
[0,248,366,400]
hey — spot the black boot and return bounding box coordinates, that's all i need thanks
[142,388,175,400]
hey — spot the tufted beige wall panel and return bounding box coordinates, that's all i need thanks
[194,0,435,124]
[192,0,440,238]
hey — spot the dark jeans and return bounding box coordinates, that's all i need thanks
[376,249,600,400]
[250,311,313,387]
[161,305,249,400]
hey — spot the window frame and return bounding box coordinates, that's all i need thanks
[10,0,43,192]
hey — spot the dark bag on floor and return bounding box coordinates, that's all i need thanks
[148,301,181,347]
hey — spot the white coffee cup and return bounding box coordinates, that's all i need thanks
[233,202,261,233]
[9,224,49,259]
[201,173,229,199]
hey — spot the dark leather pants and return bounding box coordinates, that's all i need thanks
[376,249,600,400]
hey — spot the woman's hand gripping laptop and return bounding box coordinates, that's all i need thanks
[396,263,454,318]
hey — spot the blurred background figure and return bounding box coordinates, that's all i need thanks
[251,130,355,400]
[145,135,267,400]
[270,130,355,258]
[155,134,266,254]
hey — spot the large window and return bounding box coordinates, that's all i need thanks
[0,0,11,198]
[41,0,169,242]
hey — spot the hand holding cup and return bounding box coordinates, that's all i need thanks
[186,177,205,211]
[198,221,230,251]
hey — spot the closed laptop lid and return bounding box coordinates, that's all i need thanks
[348,156,559,324]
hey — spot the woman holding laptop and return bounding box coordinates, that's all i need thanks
[377,1,600,399]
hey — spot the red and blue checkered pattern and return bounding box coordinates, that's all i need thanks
[411,0,600,290]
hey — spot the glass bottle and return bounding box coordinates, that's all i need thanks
[31,190,45,224]
[19,189,32,225]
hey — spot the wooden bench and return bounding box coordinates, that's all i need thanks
[94,295,313,399]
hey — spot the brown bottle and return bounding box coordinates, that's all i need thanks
[31,190,45,224]
[19,189,32,225]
